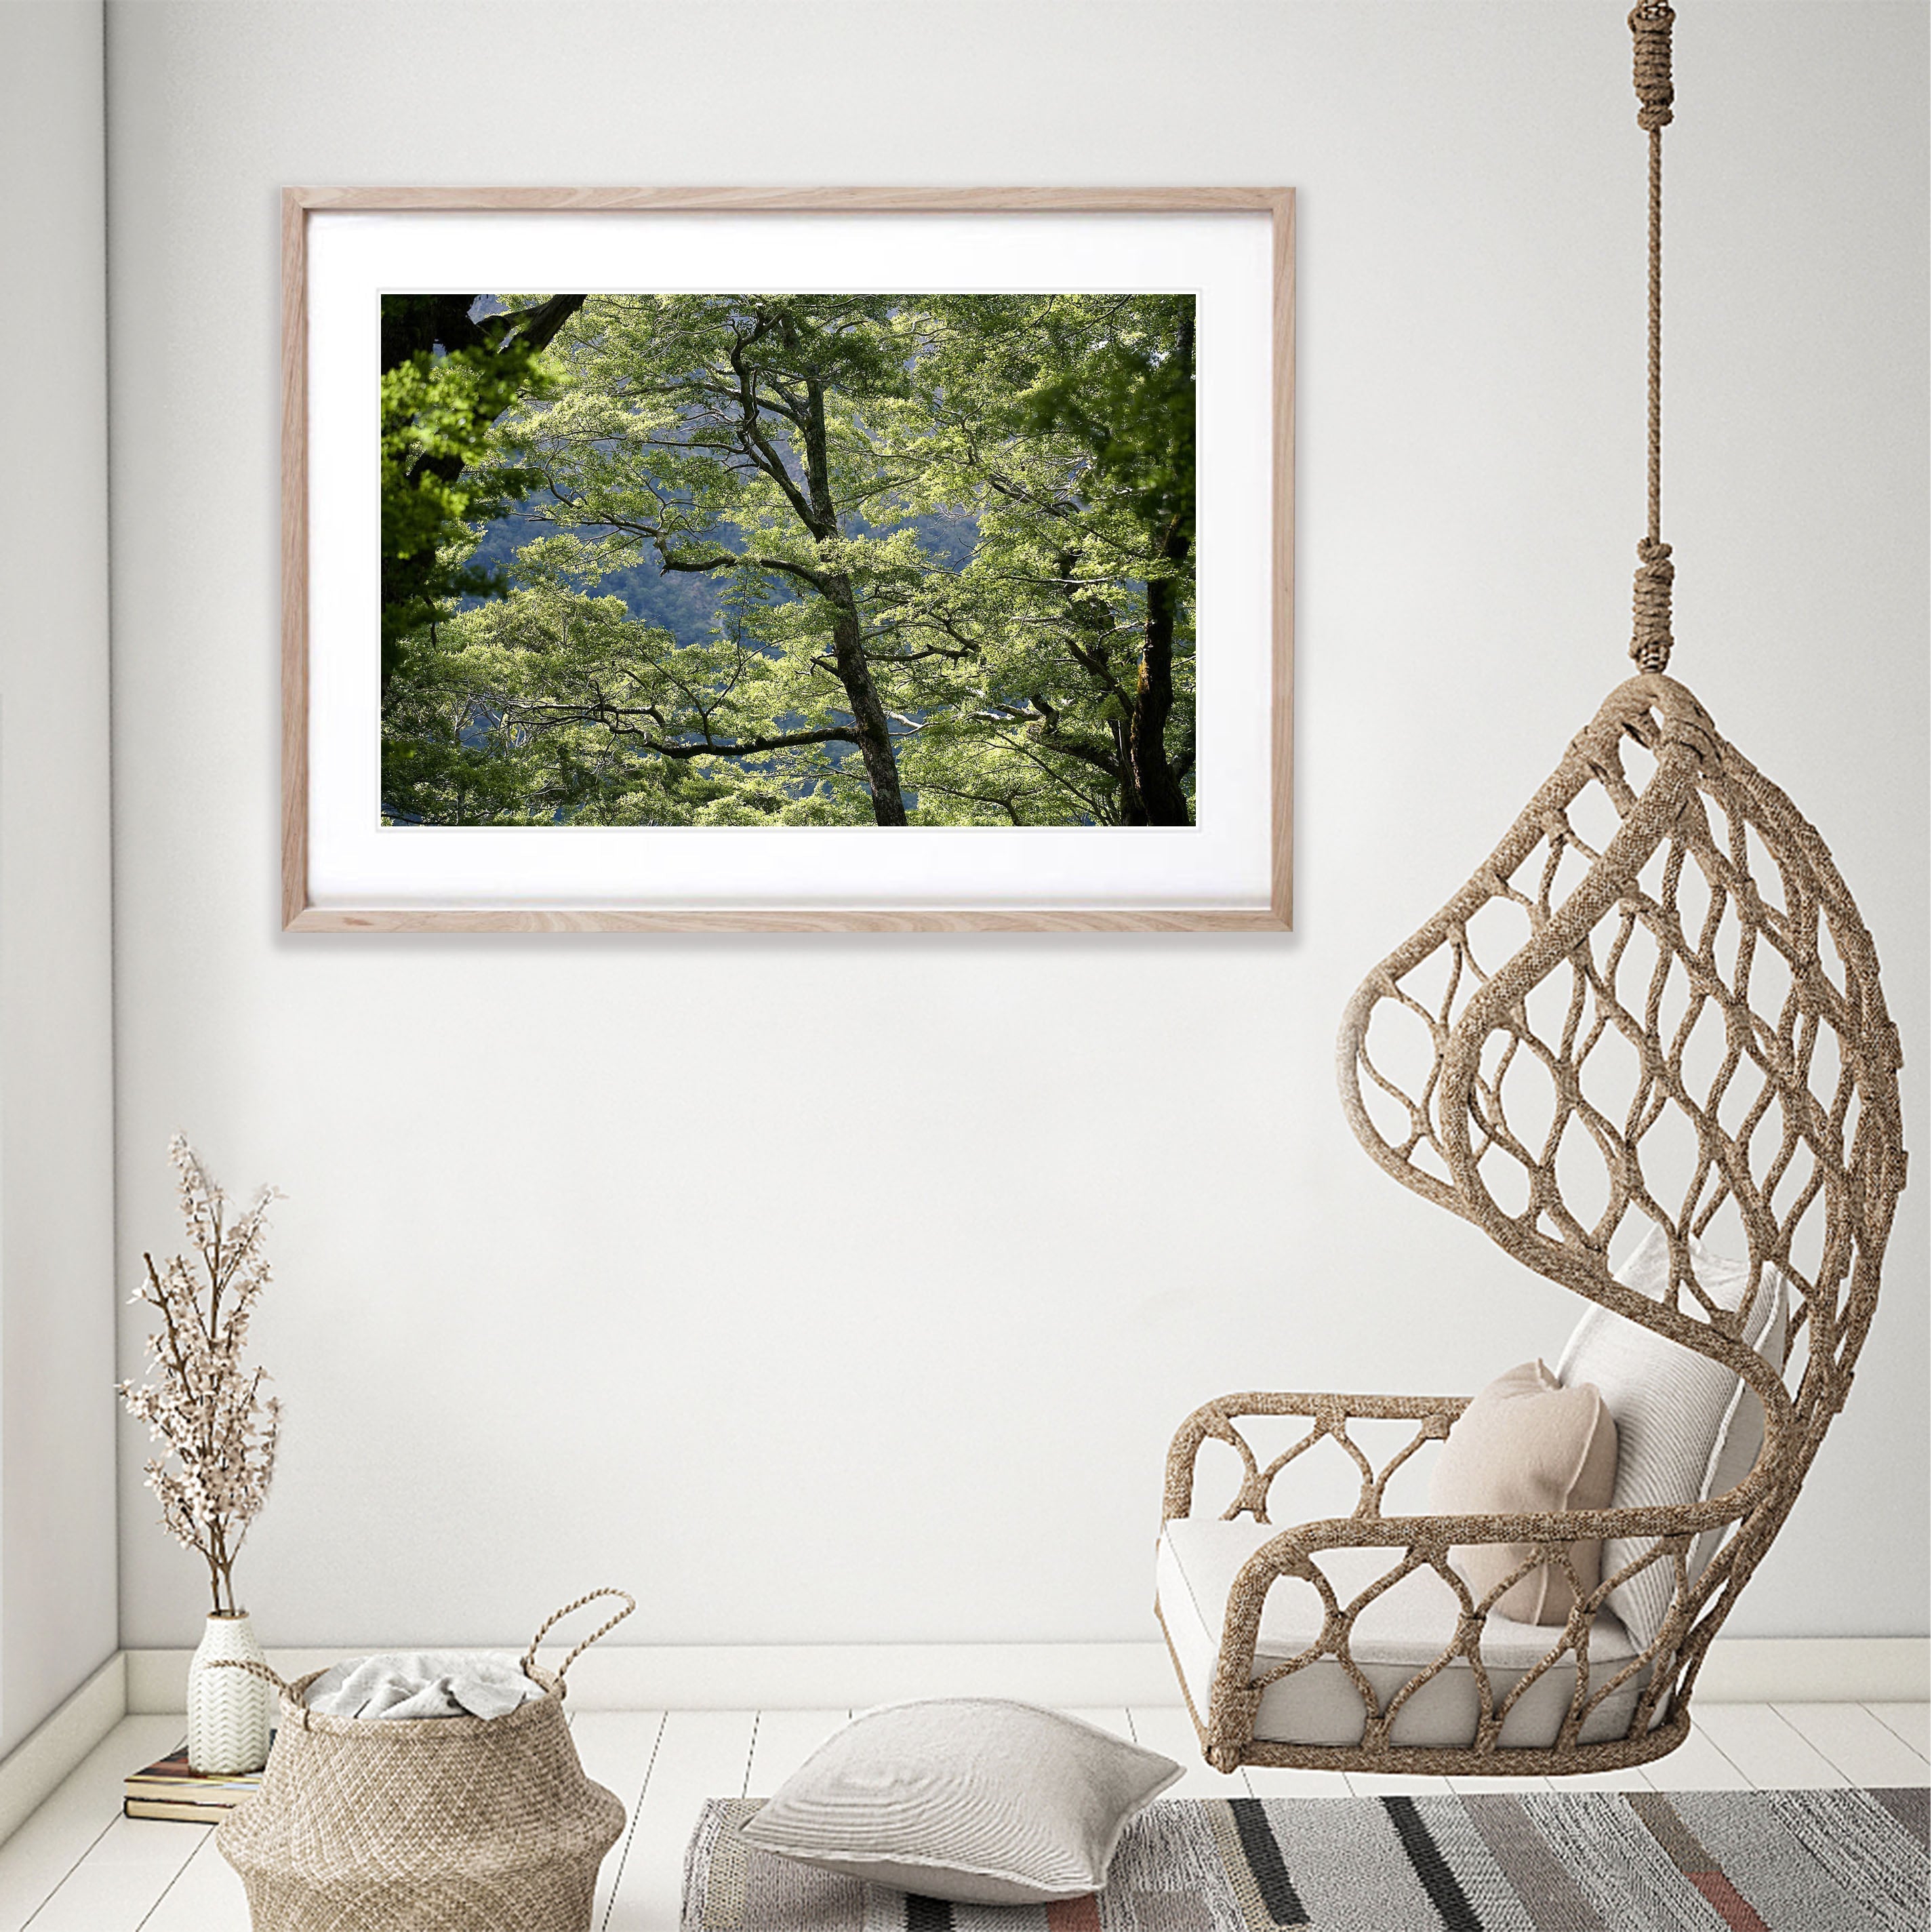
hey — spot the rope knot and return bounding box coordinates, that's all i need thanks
[1630,1,1675,131]
[1630,538,1674,672]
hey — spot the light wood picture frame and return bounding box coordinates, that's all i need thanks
[282,186,1293,931]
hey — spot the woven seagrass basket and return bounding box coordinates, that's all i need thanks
[214,1590,632,1932]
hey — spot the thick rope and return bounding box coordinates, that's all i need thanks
[1632,537,1674,670]
[521,1587,636,1691]
[206,1656,297,1698]
[1630,1,1675,672]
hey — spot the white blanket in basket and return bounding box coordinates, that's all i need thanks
[304,1652,546,1721]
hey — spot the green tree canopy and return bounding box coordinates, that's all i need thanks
[379,293,584,674]
[380,292,1196,828]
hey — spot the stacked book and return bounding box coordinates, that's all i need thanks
[123,1744,267,1824]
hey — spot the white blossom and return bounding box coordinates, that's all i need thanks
[118,1135,283,1616]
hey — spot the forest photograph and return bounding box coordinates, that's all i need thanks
[380,291,1196,829]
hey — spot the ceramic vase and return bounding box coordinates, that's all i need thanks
[188,1611,274,1775]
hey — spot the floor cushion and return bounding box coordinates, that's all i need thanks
[737,1699,1180,1904]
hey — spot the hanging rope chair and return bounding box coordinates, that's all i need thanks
[1155,3,1906,1777]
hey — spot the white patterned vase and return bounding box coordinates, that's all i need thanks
[186,1611,273,1775]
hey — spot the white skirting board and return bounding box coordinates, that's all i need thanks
[121,1634,1929,1716]
[121,1641,1183,1715]
[0,1653,125,1845]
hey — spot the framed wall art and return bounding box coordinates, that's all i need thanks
[282,187,1293,931]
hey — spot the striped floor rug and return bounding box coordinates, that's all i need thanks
[682,1788,1928,1931]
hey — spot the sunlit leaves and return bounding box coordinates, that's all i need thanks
[380,293,1196,827]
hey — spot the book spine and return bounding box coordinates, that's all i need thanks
[124,1798,246,1824]
[123,1779,260,1797]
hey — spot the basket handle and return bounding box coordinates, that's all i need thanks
[521,1588,635,1691]
[205,1657,297,1698]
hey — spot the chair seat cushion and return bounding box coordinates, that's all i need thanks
[1156,1517,1647,1751]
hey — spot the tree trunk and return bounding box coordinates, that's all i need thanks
[1129,531,1193,826]
[1053,549,1143,826]
[1121,307,1197,828]
[1109,718,1146,824]
[793,359,908,825]
[826,575,908,825]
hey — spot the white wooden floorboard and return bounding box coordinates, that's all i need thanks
[0,1699,1920,1929]
[0,1716,182,1932]
[573,1711,670,1801]
[1343,1770,1457,1796]
[1775,1702,1932,1787]
[1126,1706,1250,1798]
[1866,1702,1932,1763]
[745,1710,849,1796]
[133,1830,248,1932]
[1241,1763,1354,1797]
[1693,1703,1847,1788]
[18,1816,203,1932]
[1557,1765,1657,1791]
[567,1712,667,1932]
[1060,1708,1134,1742]
[1447,1774,1552,1794]
[602,1710,755,1932]
[1638,1720,1753,1790]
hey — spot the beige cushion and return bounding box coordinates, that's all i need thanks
[1556,1224,1790,1648]
[1426,1359,1619,1624]
[1155,1518,1647,1751]
[737,1699,1180,1905]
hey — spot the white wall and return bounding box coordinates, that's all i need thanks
[0,1,119,1750]
[107,1,1927,1654]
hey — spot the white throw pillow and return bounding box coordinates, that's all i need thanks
[1556,1224,1788,1649]
[736,1699,1181,1905]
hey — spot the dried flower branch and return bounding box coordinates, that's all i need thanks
[119,1135,284,1617]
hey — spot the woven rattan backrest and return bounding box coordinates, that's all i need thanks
[1340,673,1905,1531]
